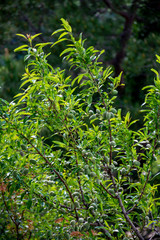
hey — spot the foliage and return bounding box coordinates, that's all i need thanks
[0,50,24,101]
[0,19,160,240]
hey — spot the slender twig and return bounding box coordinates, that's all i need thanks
[127,169,151,214]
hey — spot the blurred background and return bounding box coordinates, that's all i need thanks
[0,0,160,124]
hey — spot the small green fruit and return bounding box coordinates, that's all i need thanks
[89,110,94,114]
[22,169,29,175]
[90,172,97,178]
[12,170,17,178]
[89,114,97,121]
[110,108,117,114]
[112,89,118,95]
[133,160,140,167]
[89,206,94,211]
[103,111,110,120]
[70,203,74,210]
[50,191,56,196]
[110,141,116,147]
[70,220,76,227]
[96,109,100,114]
[30,159,36,164]
[79,218,84,223]
[21,144,27,151]
[74,201,80,208]
[82,222,90,230]
[64,233,70,240]
[67,113,74,119]
[121,168,126,175]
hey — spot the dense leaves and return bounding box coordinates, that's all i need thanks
[0,19,160,239]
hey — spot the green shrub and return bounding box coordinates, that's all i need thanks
[0,19,160,240]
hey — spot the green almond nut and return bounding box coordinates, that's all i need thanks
[91,203,97,208]
[50,176,55,181]
[103,111,110,120]
[85,168,91,175]
[74,201,80,208]
[70,203,74,210]
[67,113,74,119]
[96,179,100,184]
[79,218,84,223]
[110,108,117,114]
[83,222,90,230]
[109,83,114,88]
[96,109,100,114]
[50,191,56,196]
[109,189,114,194]
[72,192,81,197]
[47,181,54,186]
[112,89,118,95]
[64,233,70,240]
[12,170,17,178]
[121,168,126,175]
[133,160,140,167]
[89,206,94,211]
[23,169,29,175]
[110,141,116,147]
[30,159,36,164]
[70,220,76,227]
[21,144,27,151]
[89,114,97,121]
[90,172,97,178]
[146,144,151,149]
[87,217,92,223]
[89,110,94,114]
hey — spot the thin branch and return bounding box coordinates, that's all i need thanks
[103,0,129,19]
[127,169,151,214]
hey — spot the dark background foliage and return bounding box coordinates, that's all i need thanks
[0,0,160,120]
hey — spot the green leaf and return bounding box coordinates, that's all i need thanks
[14,45,29,52]
[51,38,68,48]
[16,33,27,40]
[61,18,72,32]
[51,28,65,36]
[31,33,42,40]
[60,47,75,57]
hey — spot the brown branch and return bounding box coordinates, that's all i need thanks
[103,0,129,19]
[127,169,151,214]
[103,0,142,80]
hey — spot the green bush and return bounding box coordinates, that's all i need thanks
[0,19,160,240]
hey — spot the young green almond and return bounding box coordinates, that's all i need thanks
[50,191,56,196]
[74,201,80,208]
[23,168,29,175]
[121,168,126,175]
[112,89,118,95]
[70,203,74,210]
[103,111,110,120]
[89,114,97,121]
[70,220,76,227]
[82,222,90,230]
[133,160,140,167]
[90,172,97,178]
[21,144,27,151]
[12,170,17,178]
[79,218,84,223]
[64,233,70,240]
[110,141,116,147]
[67,113,74,119]
[110,108,117,114]
[30,159,36,164]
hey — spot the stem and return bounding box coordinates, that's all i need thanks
[127,169,151,214]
